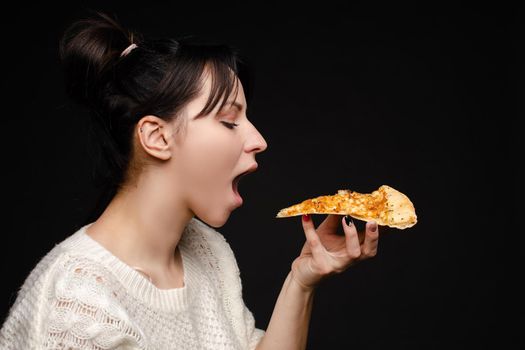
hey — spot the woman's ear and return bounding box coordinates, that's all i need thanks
[136,115,173,161]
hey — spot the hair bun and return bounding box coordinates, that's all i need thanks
[59,11,137,108]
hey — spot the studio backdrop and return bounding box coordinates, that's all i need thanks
[0,2,520,349]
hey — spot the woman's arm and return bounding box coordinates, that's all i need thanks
[256,214,379,350]
[254,270,315,350]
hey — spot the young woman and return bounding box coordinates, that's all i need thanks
[0,12,379,350]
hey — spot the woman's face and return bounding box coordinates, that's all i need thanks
[170,72,268,227]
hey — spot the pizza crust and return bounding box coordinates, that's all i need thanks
[275,185,417,229]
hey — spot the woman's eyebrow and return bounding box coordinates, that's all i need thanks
[226,101,244,112]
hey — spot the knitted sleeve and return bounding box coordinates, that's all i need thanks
[189,219,265,350]
[40,253,145,350]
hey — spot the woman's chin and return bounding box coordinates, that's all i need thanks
[196,212,230,229]
[193,191,241,228]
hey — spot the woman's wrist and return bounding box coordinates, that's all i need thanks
[288,270,318,294]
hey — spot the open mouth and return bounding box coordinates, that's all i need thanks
[231,164,258,204]
[232,171,249,196]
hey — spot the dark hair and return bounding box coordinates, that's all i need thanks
[59,11,246,222]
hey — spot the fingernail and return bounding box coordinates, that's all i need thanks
[303,214,310,221]
[370,222,377,232]
[344,215,353,227]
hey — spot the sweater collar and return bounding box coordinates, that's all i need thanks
[60,218,204,313]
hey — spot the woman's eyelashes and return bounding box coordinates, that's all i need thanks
[221,121,239,129]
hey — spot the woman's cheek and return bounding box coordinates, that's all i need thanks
[181,141,230,199]
[177,123,241,224]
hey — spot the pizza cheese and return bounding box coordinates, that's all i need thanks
[275,185,417,229]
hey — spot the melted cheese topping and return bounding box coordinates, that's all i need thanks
[276,185,417,229]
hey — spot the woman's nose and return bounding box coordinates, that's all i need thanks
[246,124,268,154]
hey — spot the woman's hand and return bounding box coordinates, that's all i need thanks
[290,214,379,291]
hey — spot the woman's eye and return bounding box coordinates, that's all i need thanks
[221,121,239,129]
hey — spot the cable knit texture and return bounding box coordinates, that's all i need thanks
[0,218,265,350]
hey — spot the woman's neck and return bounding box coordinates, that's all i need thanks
[85,176,193,287]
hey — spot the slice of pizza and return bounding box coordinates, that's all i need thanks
[275,185,417,229]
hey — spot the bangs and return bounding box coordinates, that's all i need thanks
[196,58,240,117]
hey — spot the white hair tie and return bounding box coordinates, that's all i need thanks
[120,43,138,57]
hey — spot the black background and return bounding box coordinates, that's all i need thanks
[0,1,521,349]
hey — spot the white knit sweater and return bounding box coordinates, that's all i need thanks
[0,218,265,350]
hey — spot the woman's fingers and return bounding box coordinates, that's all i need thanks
[361,221,379,258]
[342,216,362,260]
[317,214,340,234]
[301,215,325,256]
